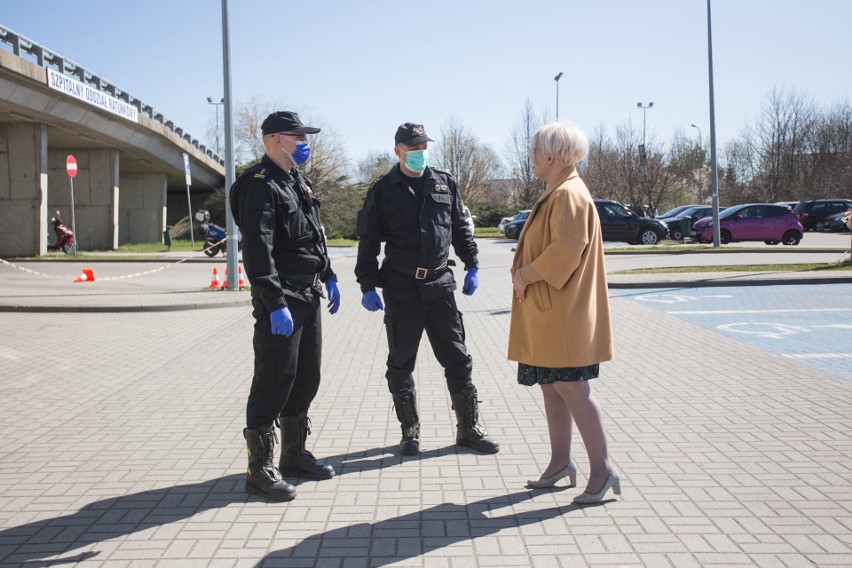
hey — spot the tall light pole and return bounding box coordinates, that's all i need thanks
[706,0,721,247]
[637,102,653,178]
[636,101,654,147]
[221,0,238,287]
[554,72,563,120]
[207,96,224,155]
[691,123,704,203]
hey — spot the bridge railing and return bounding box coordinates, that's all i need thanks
[0,23,223,165]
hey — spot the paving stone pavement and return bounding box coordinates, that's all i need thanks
[1,240,851,567]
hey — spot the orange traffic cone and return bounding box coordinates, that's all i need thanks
[209,267,222,290]
[74,268,95,283]
[238,264,246,290]
[222,267,228,289]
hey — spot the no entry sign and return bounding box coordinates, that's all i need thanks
[66,155,78,178]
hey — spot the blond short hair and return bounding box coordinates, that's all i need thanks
[530,121,589,166]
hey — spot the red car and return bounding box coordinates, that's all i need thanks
[692,203,803,245]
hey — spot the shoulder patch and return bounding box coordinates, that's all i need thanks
[253,168,267,179]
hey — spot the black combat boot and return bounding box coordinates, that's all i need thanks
[450,391,500,454]
[244,425,296,501]
[392,391,420,455]
[278,412,335,480]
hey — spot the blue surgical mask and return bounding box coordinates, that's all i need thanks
[291,141,311,166]
[404,149,428,173]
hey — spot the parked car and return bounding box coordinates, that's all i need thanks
[826,210,851,232]
[497,214,516,235]
[625,203,657,217]
[503,210,531,240]
[463,206,475,234]
[774,200,800,211]
[662,205,715,240]
[692,203,803,245]
[657,204,699,220]
[594,200,669,245]
[793,199,852,231]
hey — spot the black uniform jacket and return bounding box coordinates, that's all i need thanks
[355,164,478,302]
[230,155,336,312]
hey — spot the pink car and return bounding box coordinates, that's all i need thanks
[693,203,803,245]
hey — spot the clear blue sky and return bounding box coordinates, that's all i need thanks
[3,0,850,169]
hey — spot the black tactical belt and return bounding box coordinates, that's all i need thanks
[284,273,320,286]
[414,260,448,280]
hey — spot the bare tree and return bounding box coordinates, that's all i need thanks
[356,151,395,185]
[666,129,707,205]
[581,124,624,200]
[233,95,280,165]
[744,88,817,201]
[433,118,503,205]
[505,100,545,208]
[805,100,852,198]
[299,117,350,195]
[610,121,642,207]
[720,138,756,204]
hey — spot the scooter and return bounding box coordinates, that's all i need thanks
[47,211,75,253]
[195,210,241,257]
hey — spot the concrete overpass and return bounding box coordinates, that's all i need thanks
[0,24,225,257]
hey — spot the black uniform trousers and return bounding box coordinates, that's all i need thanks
[246,295,322,429]
[382,291,476,396]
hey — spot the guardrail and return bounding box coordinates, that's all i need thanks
[0,23,223,166]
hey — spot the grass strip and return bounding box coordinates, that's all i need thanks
[614,262,852,274]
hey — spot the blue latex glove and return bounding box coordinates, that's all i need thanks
[462,268,479,296]
[325,280,341,314]
[270,306,294,337]
[361,290,384,312]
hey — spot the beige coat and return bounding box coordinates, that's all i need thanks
[507,167,613,367]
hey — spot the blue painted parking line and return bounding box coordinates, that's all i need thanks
[612,284,852,381]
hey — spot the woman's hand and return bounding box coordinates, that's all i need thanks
[512,269,528,302]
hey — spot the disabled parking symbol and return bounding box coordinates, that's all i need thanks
[637,293,732,304]
[717,322,810,339]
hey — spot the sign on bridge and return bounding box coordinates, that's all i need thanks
[46,68,139,123]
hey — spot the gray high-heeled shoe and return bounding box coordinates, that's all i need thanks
[572,470,621,504]
[525,460,578,489]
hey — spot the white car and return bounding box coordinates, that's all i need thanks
[497,215,514,235]
[463,206,476,234]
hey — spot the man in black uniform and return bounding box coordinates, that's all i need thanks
[355,122,499,456]
[230,111,341,501]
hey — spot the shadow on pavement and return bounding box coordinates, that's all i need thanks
[0,474,245,566]
[322,445,460,478]
[256,489,611,567]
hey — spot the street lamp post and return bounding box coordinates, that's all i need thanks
[207,96,224,156]
[220,0,238,287]
[691,123,704,203]
[706,0,721,247]
[637,102,653,178]
[636,101,654,147]
[554,72,563,120]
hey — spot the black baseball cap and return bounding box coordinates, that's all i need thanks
[261,111,320,135]
[395,122,434,146]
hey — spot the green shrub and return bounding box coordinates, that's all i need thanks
[469,202,518,227]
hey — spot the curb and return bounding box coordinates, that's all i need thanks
[603,248,850,256]
[608,276,852,289]
[4,277,850,313]
[0,298,253,313]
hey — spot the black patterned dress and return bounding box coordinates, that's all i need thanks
[517,363,599,386]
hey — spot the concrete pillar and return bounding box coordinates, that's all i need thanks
[0,123,48,257]
[47,148,119,250]
[118,173,168,244]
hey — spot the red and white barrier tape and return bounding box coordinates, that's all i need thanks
[0,238,227,282]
